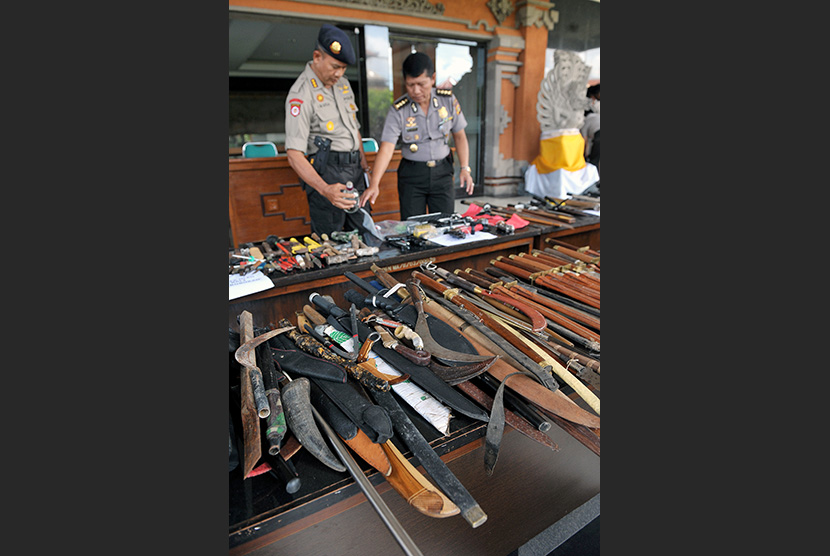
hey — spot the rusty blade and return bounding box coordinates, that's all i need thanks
[405,279,493,365]
[428,356,498,385]
[234,326,296,369]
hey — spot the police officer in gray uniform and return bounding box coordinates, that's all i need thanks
[363,52,474,220]
[284,24,373,237]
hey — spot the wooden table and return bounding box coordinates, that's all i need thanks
[229,226,539,330]
[229,409,600,556]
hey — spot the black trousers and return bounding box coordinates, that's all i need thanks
[396,158,455,220]
[301,156,370,237]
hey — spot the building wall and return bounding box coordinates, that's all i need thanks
[229,0,576,195]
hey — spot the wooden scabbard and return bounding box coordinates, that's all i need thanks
[419,291,601,429]
[371,263,410,300]
[456,381,558,451]
[551,245,599,264]
[416,271,600,416]
[493,284,600,344]
[530,250,576,268]
[535,275,601,310]
[507,283,600,331]
[538,406,600,457]
[466,268,502,287]
[491,257,535,282]
[454,269,495,290]
[380,440,459,518]
[238,313,262,479]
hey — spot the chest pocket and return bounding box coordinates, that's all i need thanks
[312,98,339,128]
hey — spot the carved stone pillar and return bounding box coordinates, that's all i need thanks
[483,1,559,197]
[514,0,559,183]
[482,32,525,197]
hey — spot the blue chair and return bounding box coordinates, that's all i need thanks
[362,138,379,153]
[242,141,278,158]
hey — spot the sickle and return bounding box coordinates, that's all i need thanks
[234,326,296,370]
[428,357,497,385]
[405,279,493,365]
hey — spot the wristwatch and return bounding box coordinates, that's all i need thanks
[460,166,472,173]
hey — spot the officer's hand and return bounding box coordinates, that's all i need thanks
[360,184,380,207]
[460,171,475,195]
[321,182,355,210]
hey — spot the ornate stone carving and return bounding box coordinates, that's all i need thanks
[497,104,512,136]
[516,0,559,30]
[536,50,590,131]
[487,0,515,24]
[336,0,445,15]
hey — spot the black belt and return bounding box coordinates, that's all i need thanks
[401,158,448,168]
[328,150,361,165]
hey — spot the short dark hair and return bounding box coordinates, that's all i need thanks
[402,52,434,79]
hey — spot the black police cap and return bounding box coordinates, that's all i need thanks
[317,24,355,65]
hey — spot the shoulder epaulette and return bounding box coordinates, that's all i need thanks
[436,88,452,96]
[393,95,410,110]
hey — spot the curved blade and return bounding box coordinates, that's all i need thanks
[406,280,492,364]
[235,326,295,369]
[428,356,498,385]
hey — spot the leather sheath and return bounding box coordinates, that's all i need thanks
[329,314,490,423]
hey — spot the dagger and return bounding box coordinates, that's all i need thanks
[322,304,491,424]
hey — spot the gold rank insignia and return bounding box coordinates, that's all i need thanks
[436,88,452,96]
[341,85,349,94]
[326,120,334,131]
[316,93,324,102]
[331,41,341,54]
[311,78,318,88]
[393,96,410,110]
[409,143,419,152]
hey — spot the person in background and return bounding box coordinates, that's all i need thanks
[362,52,474,219]
[284,24,373,237]
[581,84,600,172]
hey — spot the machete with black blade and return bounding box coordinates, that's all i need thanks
[368,385,488,529]
[318,300,491,424]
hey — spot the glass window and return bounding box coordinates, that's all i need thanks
[229,12,485,195]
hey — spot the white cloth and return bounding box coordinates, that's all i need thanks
[523,163,599,199]
[580,113,600,157]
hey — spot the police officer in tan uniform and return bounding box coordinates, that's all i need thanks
[284,24,372,237]
[363,52,474,220]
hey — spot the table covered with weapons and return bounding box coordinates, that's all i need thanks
[229,197,600,556]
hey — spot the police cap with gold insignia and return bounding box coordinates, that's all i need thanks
[317,24,355,65]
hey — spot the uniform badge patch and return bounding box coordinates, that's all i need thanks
[406,117,416,128]
[316,94,324,102]
[438,106,449,119]
[326,120,334,131]
[289,98,303,117]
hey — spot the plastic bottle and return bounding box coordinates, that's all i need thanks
[344,181,360,213]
